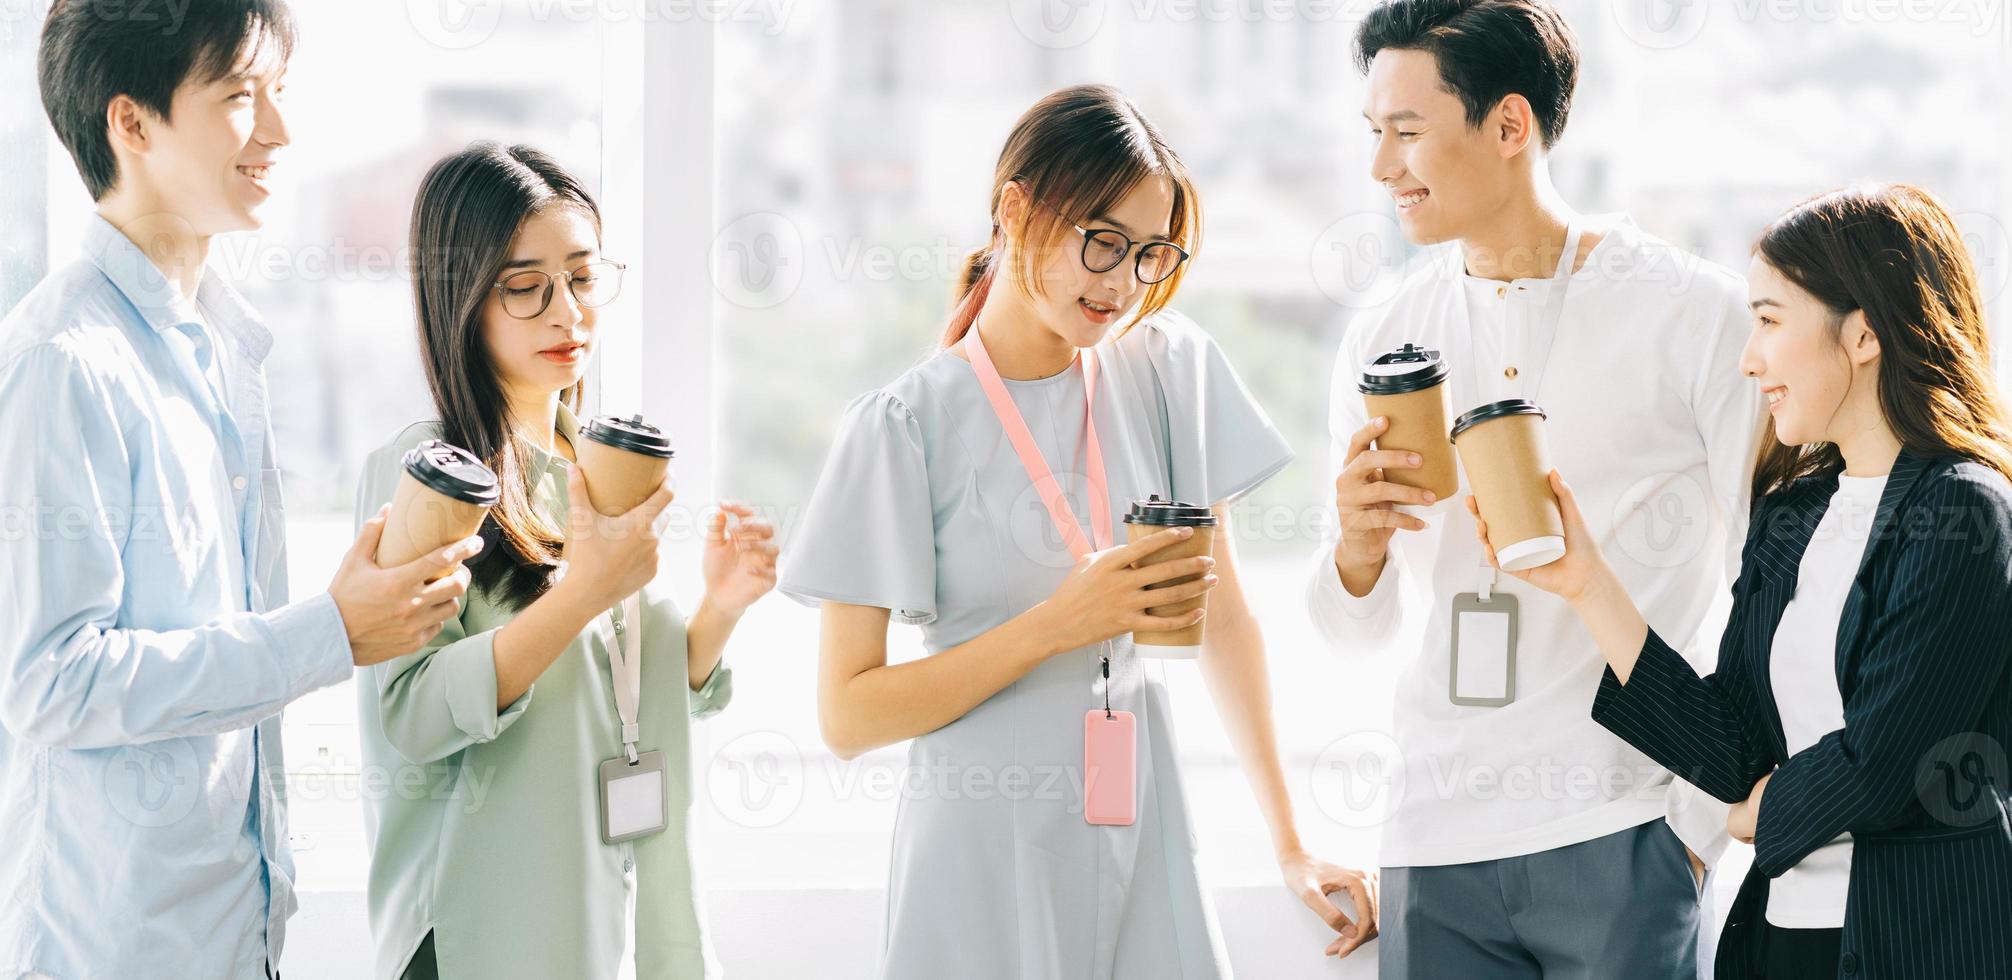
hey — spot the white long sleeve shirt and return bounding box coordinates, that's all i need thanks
[1306,215,1769,867]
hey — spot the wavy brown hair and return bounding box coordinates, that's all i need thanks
[943,84,1201,347]
[1751,184,2012,499]
[409,142,596,609]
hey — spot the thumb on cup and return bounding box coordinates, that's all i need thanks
[348,504,391,570]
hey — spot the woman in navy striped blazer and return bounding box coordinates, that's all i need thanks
[1471,184,2012,980]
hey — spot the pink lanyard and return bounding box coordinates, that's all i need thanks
[966,323,1112,559]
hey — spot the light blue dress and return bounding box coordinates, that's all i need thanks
[780,311,1294,980]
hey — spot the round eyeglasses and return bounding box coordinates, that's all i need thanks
[491,260,627,319]
[1042,203,1190,284]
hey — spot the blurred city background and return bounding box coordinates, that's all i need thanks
[2,0,2008,975]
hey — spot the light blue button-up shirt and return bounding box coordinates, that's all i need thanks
[0,216,353,980]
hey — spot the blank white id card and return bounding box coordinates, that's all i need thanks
[1449,593,1517,707]
[598,750,669,845]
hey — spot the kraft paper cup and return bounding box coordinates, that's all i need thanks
[1450,399,1566,571]
[577,414,675,516]
[1123,495,1219,659]
[1360,343,1460,504]
[378,439,499,572]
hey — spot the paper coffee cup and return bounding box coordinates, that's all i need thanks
[1123,495,1219,659]
[378,439,500,571]
[1450,399,1565,571]
[576,414,675,516]
[1360,343,1460,502]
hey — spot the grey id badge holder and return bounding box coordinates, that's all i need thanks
[1449,589,1518,708]
[599,750,670,845]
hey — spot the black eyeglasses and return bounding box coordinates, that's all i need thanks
[1042,202,1189,284]
[491,260,627,319]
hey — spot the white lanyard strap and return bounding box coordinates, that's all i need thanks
[1456,220,1584,408]
[606,593,645,764]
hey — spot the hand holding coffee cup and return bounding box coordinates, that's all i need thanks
[376,440,500,572]
[334,504,484,667]
[1029,525,1218,656]
[576,414,674,516]
[557,464,676,610]
[1124,496,1220,659]
[1359,344,1460,503]
[1332,415,1437,588]
[1468,470,1614,604]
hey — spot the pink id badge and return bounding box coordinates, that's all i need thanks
[1084,709,1137,826]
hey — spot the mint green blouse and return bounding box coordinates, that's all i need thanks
[354,405,731,980]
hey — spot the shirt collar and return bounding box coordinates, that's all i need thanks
[521,400,584,475]
[1450,212,1637,288]
[81,213,274,364]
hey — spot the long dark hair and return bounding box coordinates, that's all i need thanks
[943,84,1202,347]
[409,142,599,609]
[1750,184,2012,499]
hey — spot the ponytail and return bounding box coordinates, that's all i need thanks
[939,241,997,347]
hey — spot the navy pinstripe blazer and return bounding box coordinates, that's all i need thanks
[1591,451,2012,980]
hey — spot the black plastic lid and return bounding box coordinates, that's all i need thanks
[1122,494,1219,527]
[1450,398,1548,440]
[582,414,675,458]
[402,440,500,506]
[1358,343,1449,396]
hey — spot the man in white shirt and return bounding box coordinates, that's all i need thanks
[1307,1,1768,975]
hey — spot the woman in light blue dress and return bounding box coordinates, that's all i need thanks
[779,85,1378,979]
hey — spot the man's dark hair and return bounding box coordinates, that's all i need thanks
[1354,0,1579,151]
[38,0,297,201]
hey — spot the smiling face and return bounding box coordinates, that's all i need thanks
[1004,174,1177,349]
[482,206,603,405]
[1741,255,1884,448]
[124,44,290,235]
[1362,47,1520,247]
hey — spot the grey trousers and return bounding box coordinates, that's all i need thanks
[1379,820,1704,979]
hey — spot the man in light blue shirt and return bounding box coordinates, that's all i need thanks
[0,3,480,977]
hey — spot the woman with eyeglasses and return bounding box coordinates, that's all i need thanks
[779,85,1378,979]
[355,142,777,980]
